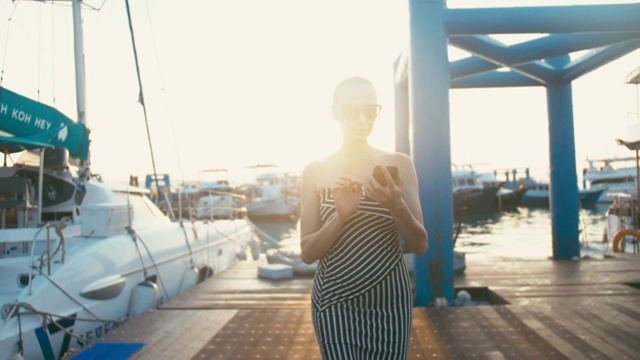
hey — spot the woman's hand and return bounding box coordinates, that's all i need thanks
[332,175,362,221]
[364,167,403,210]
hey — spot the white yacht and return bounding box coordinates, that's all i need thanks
[0,2,256,359]
[583,157,637,203]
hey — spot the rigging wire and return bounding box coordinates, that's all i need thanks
[130,228,171,301]
[141,0,190,198]
[30,268,103,320]
[37,1,42,101]
[0,0,21,87]
[50,0,55,107]
[124,0,175,218]
[1,302,125,352]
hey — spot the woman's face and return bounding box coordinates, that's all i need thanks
[333,81,380,140]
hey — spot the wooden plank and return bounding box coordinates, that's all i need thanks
[550,302,638,359]
[408,308,450,358]
[82,255,640,359]
[515,310,587,360]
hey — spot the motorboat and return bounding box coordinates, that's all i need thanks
[520,182,605,207]
[585,67,640,204]
[603,90,640,252]
[583,157,637,203]
[193,169,246,220]
[0,2,256,359]
[605,193,640,253]
[452,166,502,215]
[478,171,527,209]
[243,166,300,220]
[143,174,199,220]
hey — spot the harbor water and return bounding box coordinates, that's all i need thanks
[250,204,615,262]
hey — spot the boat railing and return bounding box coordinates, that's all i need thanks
[195,205,248,221]
[199,189,246,199]
[0,177,38,229]
[0,218,69,284]
[0,223,61,296]
[608,194,639,230]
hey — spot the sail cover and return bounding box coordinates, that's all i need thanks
[0,87,90,160]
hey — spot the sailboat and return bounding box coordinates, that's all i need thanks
[0,1,256,359]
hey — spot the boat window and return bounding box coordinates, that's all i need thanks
[591,177,635,186]
[15,170,75,207]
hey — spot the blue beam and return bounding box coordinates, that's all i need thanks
[450,33,640,85]
[449,35,554,83]
[451,71,541,89]
[450,56,500,81]
[409,0,454,307]
[444,4,640,35]
[561,40,640,83]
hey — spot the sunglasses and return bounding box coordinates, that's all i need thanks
[336,104,382,122]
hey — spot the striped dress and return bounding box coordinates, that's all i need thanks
[311,188,413,359]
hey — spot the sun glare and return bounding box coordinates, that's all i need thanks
[1,0,638,186]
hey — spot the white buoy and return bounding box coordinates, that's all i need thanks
[455,290,472,306]
[434,297,448,308]
[178,267,199,295]
[249,237,260,261]
[128,279,158,317]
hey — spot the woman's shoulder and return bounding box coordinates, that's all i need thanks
[301,159,335,185]
[302,159,330,176]
[372,149,412,164]
[301,160,336,194]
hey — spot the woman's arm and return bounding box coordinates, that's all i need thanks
[365,155,428,255]
[299,163,362,264]
[391,158,428,255]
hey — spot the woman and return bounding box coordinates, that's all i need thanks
[300,76,428,359]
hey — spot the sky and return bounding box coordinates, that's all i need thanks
[0,0,639,185]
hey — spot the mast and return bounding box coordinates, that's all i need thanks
[72,0,89,173]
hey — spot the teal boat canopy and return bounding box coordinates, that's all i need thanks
[0,87,90,160]
[0,135,54,154]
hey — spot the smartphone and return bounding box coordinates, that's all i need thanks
[372,165,398,187]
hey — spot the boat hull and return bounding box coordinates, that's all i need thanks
[0,216,253,360]
[247,195,299,219]
[494,187,527,209]
[520,186,604,207]
[454,185,500,215]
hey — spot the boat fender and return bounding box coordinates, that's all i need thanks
[8,353,23,360]
[197,266,214,283]
[178,267,200,295]
[612,229,640,253]
[128,279,158,318]
[249,237,260,261]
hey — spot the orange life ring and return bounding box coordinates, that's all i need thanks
[612,229,640,253]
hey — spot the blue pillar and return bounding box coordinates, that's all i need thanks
[546,56,580,259]
[410,0,454,306]
[394,74,410,156]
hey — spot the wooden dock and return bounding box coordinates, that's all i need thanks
[74,253,640,359]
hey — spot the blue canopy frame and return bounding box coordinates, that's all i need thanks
[396,1,640,307]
